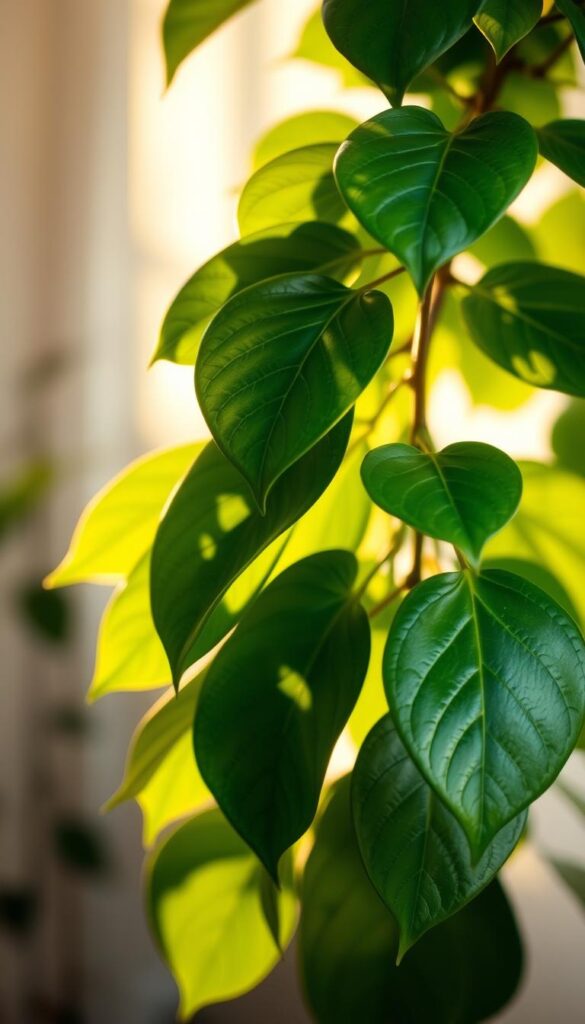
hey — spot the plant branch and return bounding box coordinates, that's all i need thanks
[368,583,406,620]
[360,266,406,292]
[530,33,575,78]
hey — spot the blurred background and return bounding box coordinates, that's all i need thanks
[1,1,584,1022]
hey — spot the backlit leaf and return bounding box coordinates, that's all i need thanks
[474,0,542,61]
[384,569,585,858]
[196,274,393,508]
[462,263,585,396]
[362,441,522,567]
[353,714,525,958]
[151,418,352,685]
[253,111,358,169]
[194,551,369,880]
[163,0,256,85]
[146,810,296,1019]
[335,107,537,295]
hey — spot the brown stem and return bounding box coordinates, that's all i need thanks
[368,584,405,620]
[405,531,424,590]
[360,266,406,292]
[531,33,574,78]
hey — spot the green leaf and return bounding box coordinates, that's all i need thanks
[194,551,369,880]
[384,569,585,859]
[292,9,371,89]
[353,714,526,960]
[462,262,585,396]
[322,0,481,106]
[151,417,352,685]
[555,0,585,62]
[238,145,350,235]
[46,444,200,587]
[154,222,361,365]
[106,673,208,846]
[196,274,392,509]
[486,462,585,628]
[253,111,358,169]
[362,442,522,567]
[483,556,580,622]
[335,107,537,295]
[299,777,523,1024]
[552,399,585,478]
[474,0,542,61]
[531,190,585,274]
[550,859,585,910]
[537,119,585,188]
[89,554,170,700]
[163,0,256,86]
[146,810,296,1020]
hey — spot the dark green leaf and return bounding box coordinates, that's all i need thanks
[353,714,526,959]
[196,274,393,508]
[384,569,585,859]
[146,810,296,1019]
[537,119,585,188]
[462,262,585,396]
[555,0,585,62]
[18,582,70,643]
[253,111,358,169]
[195,551,369,880]
[163,0,256,86]
[322,0,481,106]
[299,777,523,1024]
[154,222,361,365]
[335,107,537,295]
[474,0,542,61]
[238,145,350,234]
[361,441,522,567]
[151,417,351,685]
[482,556,580,622]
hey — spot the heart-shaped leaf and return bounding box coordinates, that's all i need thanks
[154,222,361,365]
[151,417,351,685]
[335,107,537,295]
[352,714,526,959]
[361,441,522,567]
[384,569,585,859]
[300,777,524,1024]
[163,0,257,85]
[146,810,296,1020]
[474,0,542,61]
[238,145,349,235]
[537,119,585,188]
[196,274,393,509]
[462,262,585,396]
[194,551,370,881]
[322,0,481,106]
[253,111,358,169]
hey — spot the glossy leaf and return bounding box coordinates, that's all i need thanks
[335,107,537,295]
[322,0,481,107]
[89,554,170,700]
[462,262,585,396]
[555,0,585,62]
[154,222,361,365]
[106,673,208,846]
[486,462,585,628]
[300,777,523,1024]
[537,119,585,188]
[163,0,256,85]
[353,714,525,959]
[253,111,358,169]
[151,418,351,685]
[194,551,369,880]
[474,0,542,61]
[238,145,349,235]
[362,441,522,567]
[196,274,393,508]
[384,569,585,858]
[146,810,296,1020]
[46,444,200,587]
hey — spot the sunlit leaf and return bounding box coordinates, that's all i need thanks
[474,0,542,61]
[195,551,369,880]
[462,263,585,396]
[46,445,200,587]
[353,714,526,958]
[196,274,393,508]
[384,569,585,858]
[146,810,296,1019]
[163,0,256,85]
[154,222,361,365]
[292,8,371,89]
[322,0,481,106]
[335,107,537,295]
[362,442,522,567]
[253,111,358,169]
[299,777,524,1024]
[151,418,352,685]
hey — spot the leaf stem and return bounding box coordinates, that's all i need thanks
[368,583,405,620]
[355,526,406,601]
[360,266,406,292]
